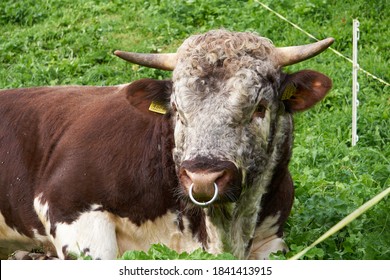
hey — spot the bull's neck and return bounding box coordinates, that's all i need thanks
[152,115,177,188]
[205,114,293,259]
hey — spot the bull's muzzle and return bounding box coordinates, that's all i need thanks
[179,158,242,206]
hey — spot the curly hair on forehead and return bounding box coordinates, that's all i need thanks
[174,29,277,79]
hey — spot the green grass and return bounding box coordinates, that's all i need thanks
[0,0,388,260]
[119,244,236,260]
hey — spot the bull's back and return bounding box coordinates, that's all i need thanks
[0,86,122,248]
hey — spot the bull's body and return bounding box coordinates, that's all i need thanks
[0,30,332,259]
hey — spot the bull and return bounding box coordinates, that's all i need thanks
[0,30,333,259]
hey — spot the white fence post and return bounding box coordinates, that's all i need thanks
[352,19,360,146]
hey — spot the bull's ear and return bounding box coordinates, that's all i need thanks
[125,79,172,115]
[280,70,332,112]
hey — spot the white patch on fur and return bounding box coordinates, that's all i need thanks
[0,211,52,257]
[53,205,117,259]
[31,229,51,245]
[13,197,223,259]
[248,213,287,259]
[33,194,51,236]
[0,213,31,242]
[255,110,271,142]
[249,235,287,260]
[204,213,224,254]
[252,213,280,240]
[113,211,217,256]
[0,195,55,257]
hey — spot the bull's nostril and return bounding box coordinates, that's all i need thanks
[215,169,234,188]
[186,170,224,189]
[215,170,226,184]
[179,168,193,188]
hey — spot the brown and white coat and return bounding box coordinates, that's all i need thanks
[0,30,332,259]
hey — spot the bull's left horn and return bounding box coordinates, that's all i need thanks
[275,37,334,67]
[114,51,177,71]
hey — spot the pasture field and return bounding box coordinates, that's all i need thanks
[0,0,388,259]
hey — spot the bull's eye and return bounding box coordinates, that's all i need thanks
[252,103,267,119]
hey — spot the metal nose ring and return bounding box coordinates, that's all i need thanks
[189,183,218,206]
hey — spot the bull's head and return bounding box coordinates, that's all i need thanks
[115,30,333,207]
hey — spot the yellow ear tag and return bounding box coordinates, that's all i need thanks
[282,83,297,100]
[149,100,167,115]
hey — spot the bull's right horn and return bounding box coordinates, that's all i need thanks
[113,51,177,71]
[275,38,334,67]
